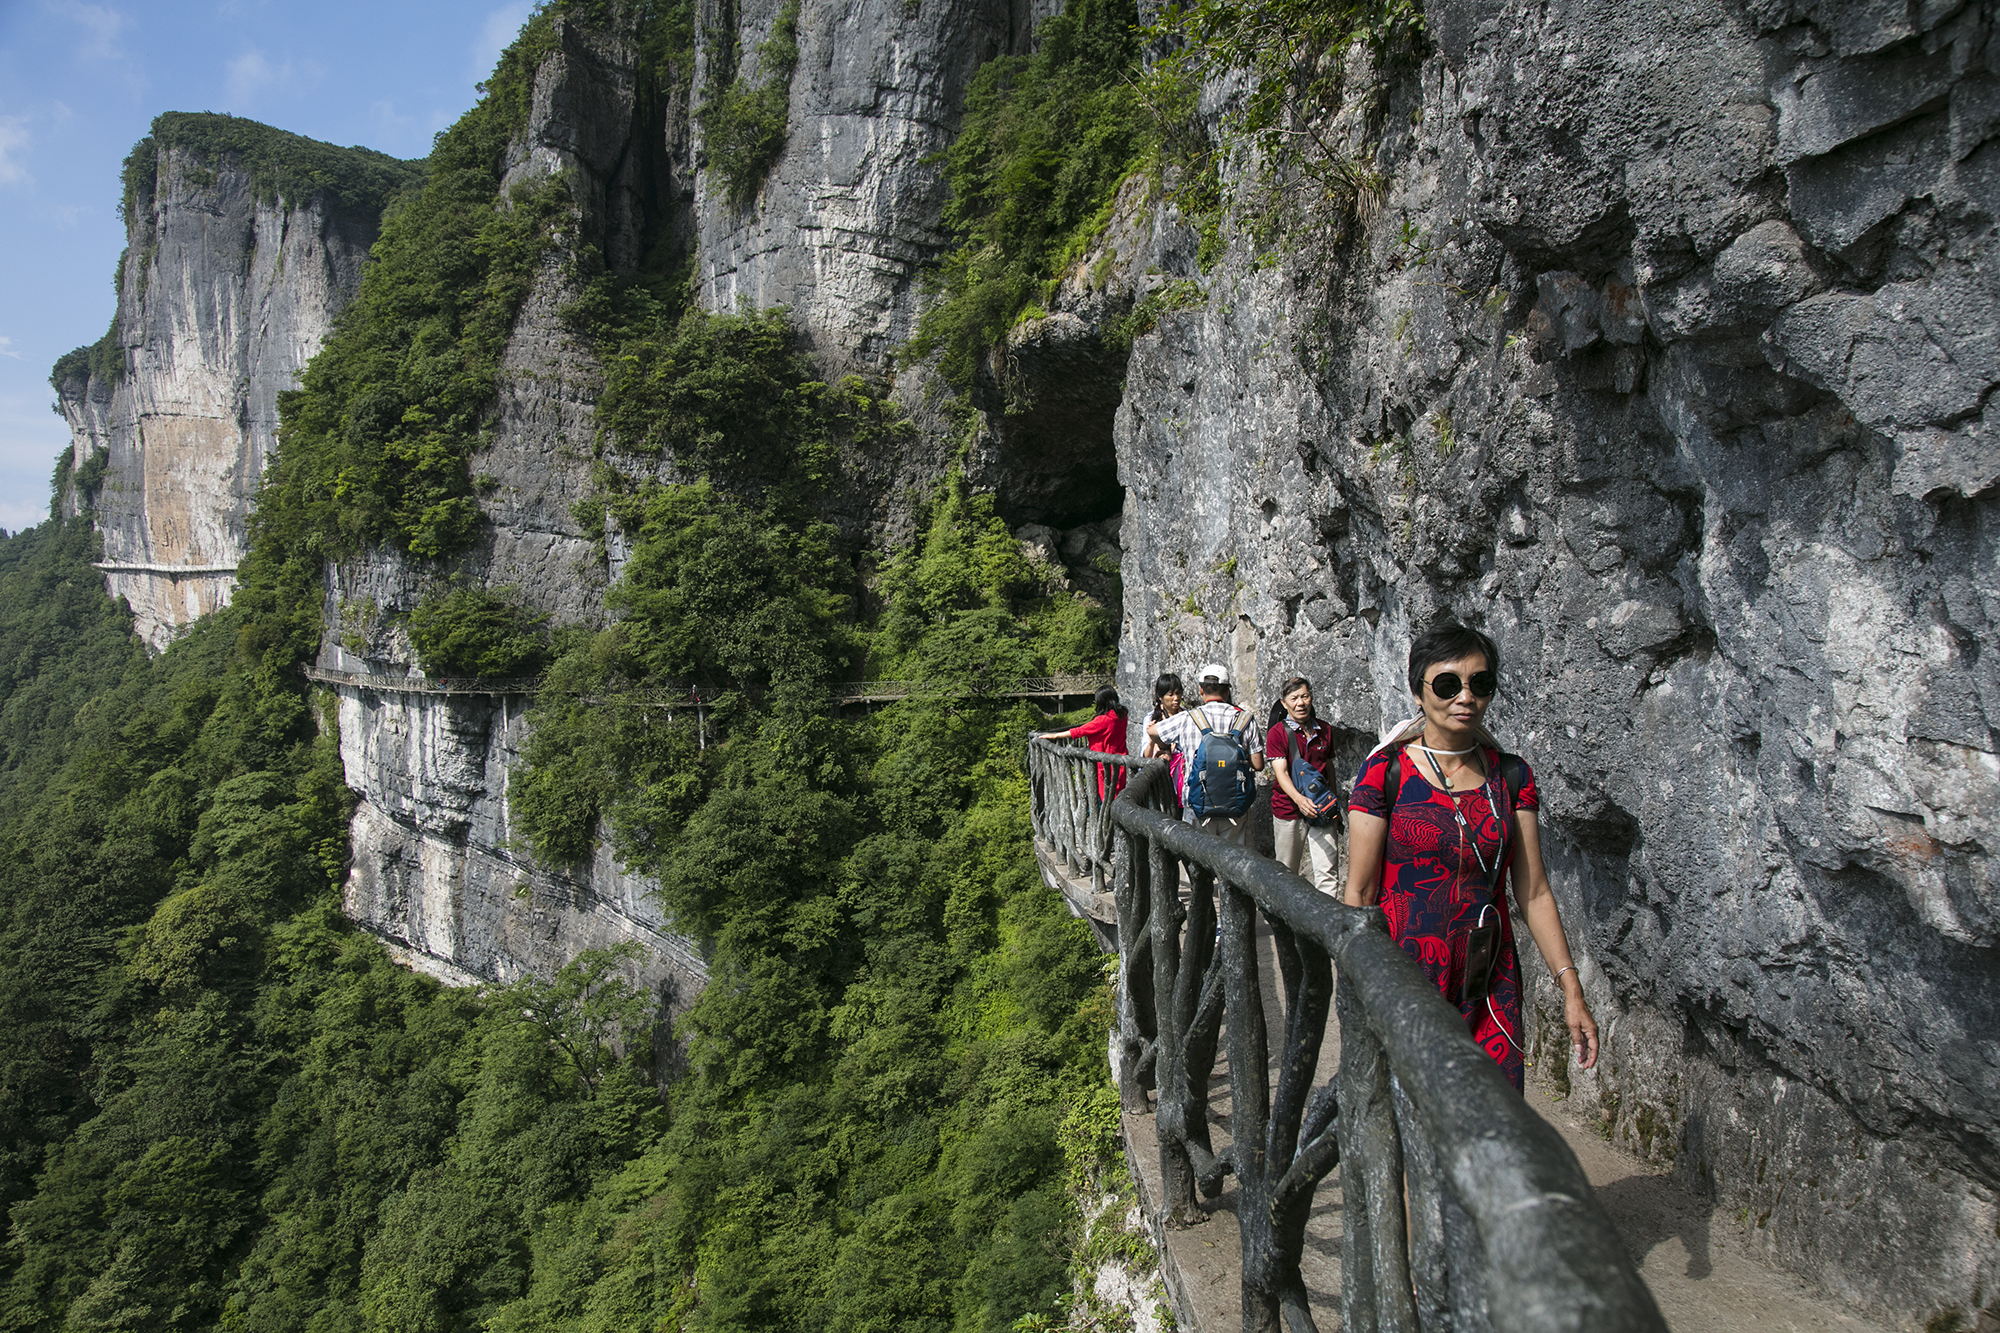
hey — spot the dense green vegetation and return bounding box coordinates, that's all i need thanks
[119,112,423,222]
[698,0,802,205]
[496,460,1117,1328]
[407,584,552,679]
[0,521,149,820]
[48,314,123,393]
[0,493,1120,1331]
[252,3,583,561]
[574,303,911,497]
[7,4,1147,1328]
[902,0,1150,391]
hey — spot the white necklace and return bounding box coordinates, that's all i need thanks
[1410,743,1476,756]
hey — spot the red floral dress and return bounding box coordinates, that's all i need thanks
[1348,744,1537,1089]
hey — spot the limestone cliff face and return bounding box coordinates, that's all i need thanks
[691,0,1050,367]
[53,139,383,650]
[1111,0,1999,1322]
[319,6,1037,999]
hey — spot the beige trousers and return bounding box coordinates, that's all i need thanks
[1273,816,1340,895]
[1196,814,1251,847]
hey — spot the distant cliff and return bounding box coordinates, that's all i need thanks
[50,113,417,650]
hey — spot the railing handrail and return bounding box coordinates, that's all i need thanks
[308,666,1116,704]
[1028,738,1665,1332]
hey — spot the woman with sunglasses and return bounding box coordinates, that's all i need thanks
[1343,622,1598,1090]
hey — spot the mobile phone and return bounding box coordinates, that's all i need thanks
[1459,913,1500,1006]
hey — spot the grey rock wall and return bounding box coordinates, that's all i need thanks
[331,676,708,1013]
[329,1,1043,991]
[691,0,1044,368]
[52,145,380,649]
[1111,0,1999,1324]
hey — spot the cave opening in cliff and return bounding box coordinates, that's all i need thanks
[979,333,1128,533]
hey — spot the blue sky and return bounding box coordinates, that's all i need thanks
[0,0,534,533]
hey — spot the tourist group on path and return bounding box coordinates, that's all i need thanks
[1035,622,1600,1090]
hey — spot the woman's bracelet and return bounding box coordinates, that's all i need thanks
[1553,965,1577,984]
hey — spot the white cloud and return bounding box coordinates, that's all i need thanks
[0,339,23,361]
[45,1,129,61]
[224,50,277,106]
[0,118,29,186]
[470,2,535,86]
[222,49,322,112]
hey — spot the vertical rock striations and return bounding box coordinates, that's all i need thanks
[51,114,415,650]
[1113,0,1999,1322]
[692,0,1034,367]
[320,2,1038,995]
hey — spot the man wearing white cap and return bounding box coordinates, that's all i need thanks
[1145,662,1266,846]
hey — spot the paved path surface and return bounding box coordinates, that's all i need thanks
[1040,843,1894,1332]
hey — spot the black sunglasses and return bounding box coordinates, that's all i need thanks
[1426,670,1497,700]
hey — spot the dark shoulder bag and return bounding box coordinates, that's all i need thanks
[1285,723,1338,827]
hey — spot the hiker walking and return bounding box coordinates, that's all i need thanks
[1267,676,1340,895]
[1343,622,1598,1090]
[1035,686,1130,800]
[1146,663,1264,845]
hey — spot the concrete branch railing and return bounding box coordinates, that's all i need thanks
[1027,738,1666,1333]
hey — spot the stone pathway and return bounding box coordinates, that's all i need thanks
[1039,842,1896,1333]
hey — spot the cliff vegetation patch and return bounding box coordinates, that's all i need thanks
[117,112,423,222]
[407,583,552,680]
[501,462,1115,1329]
[259,3,604,564]
[902,0,1149,391]
[1144,0,1425,254]
[697,0,802,206]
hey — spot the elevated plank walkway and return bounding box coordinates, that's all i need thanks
[1032,839,1896,1333]
[306,665,1113,707]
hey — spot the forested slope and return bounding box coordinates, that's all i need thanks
[3,1,1160,1327]
[0,436,1129,1333]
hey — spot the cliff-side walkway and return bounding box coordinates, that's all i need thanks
[1034,827,1894,1333]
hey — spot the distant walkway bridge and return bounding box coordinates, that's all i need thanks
[305,665,1114,708]
[1028,737,1667,1333]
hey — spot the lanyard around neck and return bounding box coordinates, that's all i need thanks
[1417,744,1503,886]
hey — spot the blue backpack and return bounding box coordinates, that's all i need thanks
[1186,708,1255,818]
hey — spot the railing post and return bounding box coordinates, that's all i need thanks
[1264,920,1333,1330]
[1077,759,1664,1333]
[1149,827,1200,1222]
[1115,820,1156,1114]
[1220,877,1280,1333]
[1397,1076,1454,1333]
[1338,971,1418,1333]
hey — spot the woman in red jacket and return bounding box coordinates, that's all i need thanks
[1036,687,1129,799]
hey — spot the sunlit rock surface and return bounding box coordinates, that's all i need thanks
[53,141,382,650]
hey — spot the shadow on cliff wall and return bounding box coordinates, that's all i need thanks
[971,311,1129,530]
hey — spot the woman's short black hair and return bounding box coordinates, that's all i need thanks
[1094,686,1121,715]
[1152,672,1183,705]
[1407,622,1500,697]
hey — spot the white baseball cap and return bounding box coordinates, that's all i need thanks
[1196,662,1229,685]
